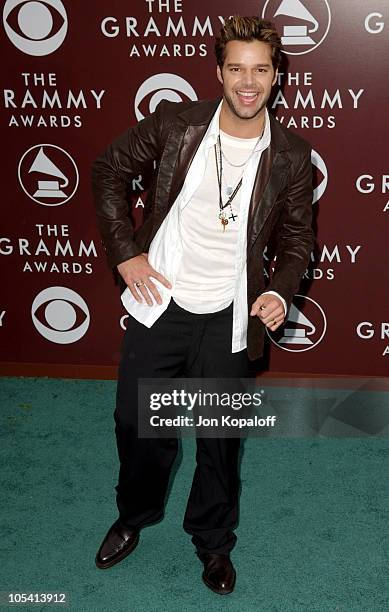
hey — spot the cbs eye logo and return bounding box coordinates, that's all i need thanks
[3,0,67,56]
[31,287,90,344]
[134,73,197,121]
[311,149,328,204]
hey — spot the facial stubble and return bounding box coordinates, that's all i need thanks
[223,90,268,121]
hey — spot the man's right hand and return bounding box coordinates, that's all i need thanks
[117,253,172,306]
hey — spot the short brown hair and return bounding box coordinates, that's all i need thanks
[215,16,282,71]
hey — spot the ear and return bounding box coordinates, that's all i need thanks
[272,68,278,87]
[216,65,223,85]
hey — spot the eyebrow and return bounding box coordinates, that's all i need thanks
[226,63,272,68]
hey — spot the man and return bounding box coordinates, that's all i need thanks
[92,16,314,595]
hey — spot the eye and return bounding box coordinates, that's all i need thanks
[134,73,197,121]
[31,287,90,343]
[3,0,68,56]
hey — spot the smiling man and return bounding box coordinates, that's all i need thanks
[92,16,314,596]
[217,41,277,130]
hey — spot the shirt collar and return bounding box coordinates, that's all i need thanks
[203,101,271,152]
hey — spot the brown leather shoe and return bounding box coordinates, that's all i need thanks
[201,553,236,595]
[95,520,139,569]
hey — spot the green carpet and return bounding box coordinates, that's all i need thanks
[1,377,388,612]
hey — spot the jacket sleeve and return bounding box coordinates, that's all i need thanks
[91,101,170,269]
[265,145,314,312]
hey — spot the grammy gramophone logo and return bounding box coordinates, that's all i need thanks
[18,144,79,207]
[262,0,331,55]
[267,294,327,352]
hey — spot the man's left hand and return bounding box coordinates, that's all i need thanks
[250,294,285,332]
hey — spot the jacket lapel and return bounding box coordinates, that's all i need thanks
[167,124,209,207]
[156,99,220,211]
[247,115,291,251]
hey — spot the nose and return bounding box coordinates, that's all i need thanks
[240,73,257,88]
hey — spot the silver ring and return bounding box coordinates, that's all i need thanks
[135,281,144,288]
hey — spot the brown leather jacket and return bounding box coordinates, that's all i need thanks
[91,98,314,360]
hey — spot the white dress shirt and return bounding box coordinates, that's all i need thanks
[121,102,286,353]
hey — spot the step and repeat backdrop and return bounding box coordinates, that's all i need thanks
[1,0,388,376]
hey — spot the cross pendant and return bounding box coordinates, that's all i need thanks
[229,212,238,222]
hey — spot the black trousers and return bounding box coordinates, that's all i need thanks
[114,298,250,555]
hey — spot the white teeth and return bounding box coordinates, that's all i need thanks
[237,92,257,98]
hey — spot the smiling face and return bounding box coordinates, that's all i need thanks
[217,40,278,132]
